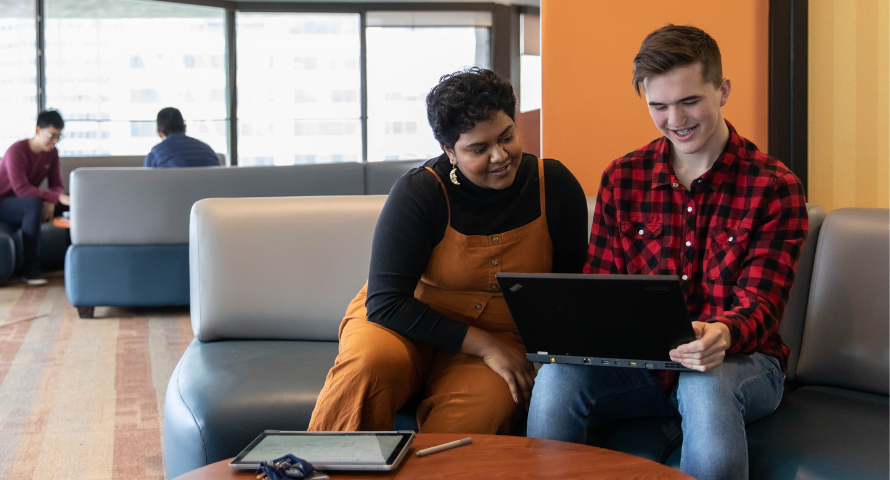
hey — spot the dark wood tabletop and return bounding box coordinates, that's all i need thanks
[173,433,692,479]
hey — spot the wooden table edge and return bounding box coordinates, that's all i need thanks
[172,434,693,479]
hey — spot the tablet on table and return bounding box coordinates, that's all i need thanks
[229,430,416,472]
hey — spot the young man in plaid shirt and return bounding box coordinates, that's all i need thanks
[527,25,808,480]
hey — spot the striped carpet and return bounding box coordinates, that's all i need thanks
[0,272,194,480]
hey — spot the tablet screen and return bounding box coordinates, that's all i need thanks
[231,432,413,468]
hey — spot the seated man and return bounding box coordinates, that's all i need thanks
[527,25,808,480]
[144,107,220,168]
[0,110,71,285]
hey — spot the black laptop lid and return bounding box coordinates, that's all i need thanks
[496,273,695,361]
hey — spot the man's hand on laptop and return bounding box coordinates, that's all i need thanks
[461,326,536,410]
[669,321,731,371]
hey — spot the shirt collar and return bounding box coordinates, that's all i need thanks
[164,131,186,140]
[651,119,741,192]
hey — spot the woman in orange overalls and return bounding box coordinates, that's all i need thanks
[309,68,588,434]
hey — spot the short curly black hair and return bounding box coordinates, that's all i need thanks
[426,67,517,149]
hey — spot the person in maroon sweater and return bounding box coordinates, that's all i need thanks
[0,110,71,285]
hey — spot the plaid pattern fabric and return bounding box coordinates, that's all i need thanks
[584,120,808,388]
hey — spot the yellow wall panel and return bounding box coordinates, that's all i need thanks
[809,0,890,211]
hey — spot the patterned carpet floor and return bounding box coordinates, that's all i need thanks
[0,272,194,480]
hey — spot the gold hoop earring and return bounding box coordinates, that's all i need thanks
[449,164,460,185]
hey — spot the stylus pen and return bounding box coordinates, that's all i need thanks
[415,437,473,457]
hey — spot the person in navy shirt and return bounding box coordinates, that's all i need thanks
[144,107,221,168]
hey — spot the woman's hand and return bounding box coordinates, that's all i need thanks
[461,326,537,410]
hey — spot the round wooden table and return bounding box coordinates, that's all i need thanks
[173,433,692,479]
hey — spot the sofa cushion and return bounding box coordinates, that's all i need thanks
[70,162,365,245]
[164,339,338,479]
[189,195,386,342]
[746,385,889,479]
[796,208,889,394]
[596,417,682,465]
[65,244,189,307]
[38,224,70,271]
[0,224,16,279]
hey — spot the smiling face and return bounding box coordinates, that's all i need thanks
[643,62,731,163]
[33,126,63,153]
[443,110,523,190]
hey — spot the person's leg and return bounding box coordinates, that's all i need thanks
[676,353,784,480]
[528,364,675,444]
[416,336,524,434]
[0,196,45,280]
[308,289,432,431]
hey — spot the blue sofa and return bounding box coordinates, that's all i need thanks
[163,193,888,479]
[64,160,423,317]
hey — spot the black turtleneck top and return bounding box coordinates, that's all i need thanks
[365,153,589,354]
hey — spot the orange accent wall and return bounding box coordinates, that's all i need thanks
[541,1,770,195]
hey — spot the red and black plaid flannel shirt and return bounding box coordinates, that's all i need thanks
[584,120,808,388]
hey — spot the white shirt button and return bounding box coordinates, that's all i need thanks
[681,275,688,281]
[672,182,679,188]
[687,207,693,212]
[638,229,644,235]
[728,236,734,242]
[685,241,692,247]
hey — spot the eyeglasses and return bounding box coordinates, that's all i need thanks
[41,129,63,142]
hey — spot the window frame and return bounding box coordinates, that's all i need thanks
[30,0,531,165]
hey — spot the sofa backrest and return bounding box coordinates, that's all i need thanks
[70,162,365,245]
[189,195,387,342]
[58,154,227,192]
[778,203,827,381]
[61,156,145,192]
[796,208,889,395]
[586,196,596,238]
[364,159,426,194]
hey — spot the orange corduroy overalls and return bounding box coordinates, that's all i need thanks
[309,159,553,434]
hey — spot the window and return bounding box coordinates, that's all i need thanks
[520,13,541,113]
[16,3,521,165]
[236,13,361,166]
[44,0,226,157]
[0,0,38,157]
[365,11,491,162]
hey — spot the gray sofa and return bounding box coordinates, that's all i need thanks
[0,155,155,281]
[164,197,888,479]
[64,160,422,317]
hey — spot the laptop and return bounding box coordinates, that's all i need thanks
[496,273,696,371]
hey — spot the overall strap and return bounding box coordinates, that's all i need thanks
[425,167,451,225]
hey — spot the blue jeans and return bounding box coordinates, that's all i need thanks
[0,196,44,273]
[527,353,783,480]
